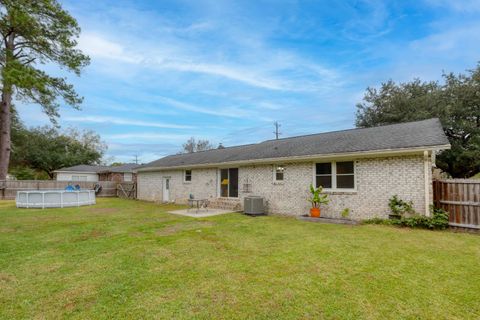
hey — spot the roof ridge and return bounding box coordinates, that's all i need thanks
[168,142,259,156]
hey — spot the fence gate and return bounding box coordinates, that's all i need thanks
[433,179,480,229]
[117,183,136,199]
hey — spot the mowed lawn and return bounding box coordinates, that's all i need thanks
[0,199,479,319]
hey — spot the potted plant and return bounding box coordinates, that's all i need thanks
[308,184,329,217]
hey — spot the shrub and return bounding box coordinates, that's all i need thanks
[363,217,392,225]
[363,207,449,230]
[429,207,450,230]
[388,195,415,217]
[10,167,36,180]
[340,208,350,219]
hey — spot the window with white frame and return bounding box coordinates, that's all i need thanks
[315,161,354,190]
[274,164,285,181]
[184,169,192,182]
[124,173,133,182]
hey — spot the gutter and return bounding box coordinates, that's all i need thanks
[135,144,451,173]
[52,171,99,174]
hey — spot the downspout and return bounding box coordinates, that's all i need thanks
[424,150,430,216]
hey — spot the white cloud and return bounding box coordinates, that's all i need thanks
[64,115,193,129]
[425,0,480,12]
[409,24,480,57]
[78,33,140,63]
[154,95,258,119]
[78,31,341,92]
[104,132,193,142]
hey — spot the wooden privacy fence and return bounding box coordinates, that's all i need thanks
[117,182,136,199]
[433,179,480,229]
[0,180,123,200]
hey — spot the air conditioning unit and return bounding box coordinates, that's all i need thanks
[244,196,265,216]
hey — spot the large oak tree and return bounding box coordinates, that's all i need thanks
[0,0,89,179]
[11,122,106,178]
[356,64,480,178]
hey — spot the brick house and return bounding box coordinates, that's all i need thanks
[135,119,450,220]
[54,163,138,183]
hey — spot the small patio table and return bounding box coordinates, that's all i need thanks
[187,198,208,213]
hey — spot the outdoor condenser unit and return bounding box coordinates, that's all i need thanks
[244,196,265,216]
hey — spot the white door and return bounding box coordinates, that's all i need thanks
[163,178,170,202]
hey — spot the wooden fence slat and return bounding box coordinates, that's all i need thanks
[433,179,480,229]
[0,180,134,200]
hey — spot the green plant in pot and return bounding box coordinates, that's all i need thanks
[308,184,329,217]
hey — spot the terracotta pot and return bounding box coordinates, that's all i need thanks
[310,207,321,218]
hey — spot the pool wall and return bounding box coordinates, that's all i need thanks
[16,190,96,208]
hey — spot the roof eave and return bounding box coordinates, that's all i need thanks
[52,170,99,174]
[135,144,451,173]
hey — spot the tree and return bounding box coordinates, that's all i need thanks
[110,162,124,167]
[11,125,106,178]
[181,137,214,153]
[0,0,89,179]
[356,64,480,178]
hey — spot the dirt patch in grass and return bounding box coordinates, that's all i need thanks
[129,231,146,238]
[156,221,214,236]
[0,227,18,233]
[75,229,107,241]
[56,284,97,312]
[0,273,16,283]
[86,208,117,215]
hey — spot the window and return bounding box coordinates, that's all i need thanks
[184,170,192,182]
[336,161,354,189]
[315,161,354,190]
[124,173,133,182]
[274,164,285,181]
[315,163,332,189]
[72,175,87,182]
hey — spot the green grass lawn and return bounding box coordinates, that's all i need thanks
[0,198,479,319]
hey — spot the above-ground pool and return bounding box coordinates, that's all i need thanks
[16,190,96,208]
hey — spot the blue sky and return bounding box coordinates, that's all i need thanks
[17,0,480,163]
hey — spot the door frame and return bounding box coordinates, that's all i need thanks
[217,168,238,198]
[162,176,171,202]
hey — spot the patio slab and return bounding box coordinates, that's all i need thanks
[167,208,238,218]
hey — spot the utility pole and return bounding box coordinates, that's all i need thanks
[273,121,282,140]
[133,154,139,164]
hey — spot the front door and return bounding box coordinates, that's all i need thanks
[163,178,170,202]
[220,168,238,197]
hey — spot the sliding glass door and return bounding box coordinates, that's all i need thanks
[220,168,238,198]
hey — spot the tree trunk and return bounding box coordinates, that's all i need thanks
[0,32,15,180]
[0,89,12,180]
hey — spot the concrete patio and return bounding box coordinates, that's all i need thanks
[167,208,237,218]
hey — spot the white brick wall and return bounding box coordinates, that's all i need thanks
[137,154,432,220]
[137,168,217,203]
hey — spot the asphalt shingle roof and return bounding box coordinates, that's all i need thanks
[55,165,109,173]
[139,118,450,170]
[107,163,140,173]
[56,163,139,173]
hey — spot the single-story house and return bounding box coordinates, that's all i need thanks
[54,163,138,182]
[135,118,450,220]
